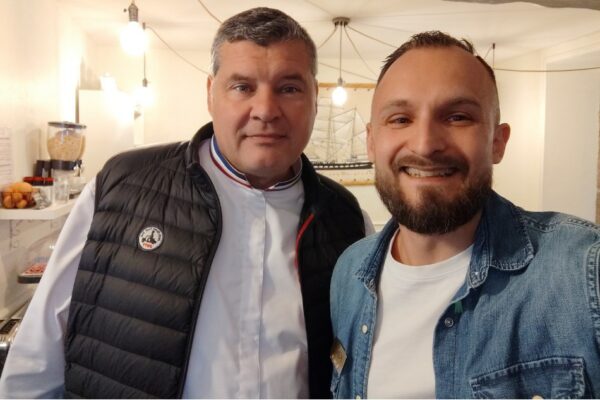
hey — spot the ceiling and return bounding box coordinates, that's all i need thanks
[58,0,600,80]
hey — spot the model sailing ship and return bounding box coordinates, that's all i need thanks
[306,97,373,171]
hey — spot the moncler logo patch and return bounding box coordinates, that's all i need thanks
[138,226,163,251]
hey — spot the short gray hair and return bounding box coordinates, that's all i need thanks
[210,7,317,76]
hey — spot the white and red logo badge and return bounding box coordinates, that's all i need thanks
[138,226,163,251]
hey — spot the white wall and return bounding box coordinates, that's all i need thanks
[0,0,88,318]
[495,52,546,211]
[89,46,211,145]
[542,59,600,221]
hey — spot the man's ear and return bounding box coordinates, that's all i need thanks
[492,123,511,164]
[207,76,214,116]
[366,122,375,163]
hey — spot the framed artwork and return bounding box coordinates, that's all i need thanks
[307,83,376,186]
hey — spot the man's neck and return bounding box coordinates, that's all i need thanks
[392,211,482,266]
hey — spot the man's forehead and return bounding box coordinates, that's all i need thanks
[375,47,494,103]
[216,40,313,77]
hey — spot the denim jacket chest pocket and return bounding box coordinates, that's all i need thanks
[469,356,587,399]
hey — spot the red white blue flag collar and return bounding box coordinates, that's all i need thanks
[210,136,302,191]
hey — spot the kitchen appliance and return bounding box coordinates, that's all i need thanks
[45,121,87,197]
[0,302,28,375]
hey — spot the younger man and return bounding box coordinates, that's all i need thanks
[330,31,600,398]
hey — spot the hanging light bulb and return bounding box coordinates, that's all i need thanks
[120,1,148,56]
[332,77,348,107]
[331,17,350,107]
[133,78,154,107]
[133,52,154,108]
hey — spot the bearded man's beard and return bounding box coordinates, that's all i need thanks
[375,155,492,235]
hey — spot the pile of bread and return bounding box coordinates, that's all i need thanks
[2,182,35,209]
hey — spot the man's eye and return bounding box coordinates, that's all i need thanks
[232,84,251,93]
[280,86,301,94]
[448,114,470,123]
[389,116,410,125]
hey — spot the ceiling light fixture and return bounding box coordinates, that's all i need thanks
[120,0,148,56]
[331,17,350,107]
[133,50,154,108]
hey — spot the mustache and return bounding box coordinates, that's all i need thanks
[391,153,469,172]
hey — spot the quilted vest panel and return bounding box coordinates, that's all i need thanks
[64,140,220,398]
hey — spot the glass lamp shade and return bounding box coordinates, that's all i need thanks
[120,21,148,56]
[332,85,348,106]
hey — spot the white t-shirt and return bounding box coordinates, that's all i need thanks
[367,230,471,399]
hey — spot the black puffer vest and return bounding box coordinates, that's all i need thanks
[64,123,366,398]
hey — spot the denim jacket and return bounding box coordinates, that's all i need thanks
[330,192,600,398]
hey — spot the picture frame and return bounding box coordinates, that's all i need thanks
[308,83,376,186]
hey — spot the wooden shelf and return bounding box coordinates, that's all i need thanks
[0,200,75,220]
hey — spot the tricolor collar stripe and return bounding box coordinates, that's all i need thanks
[210,137,247,183]
[209,136,303,191]
[209,149,252,188]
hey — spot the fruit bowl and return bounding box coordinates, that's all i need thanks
[1,182,36,209]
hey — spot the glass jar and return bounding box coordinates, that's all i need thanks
[47,121,86,162]
[24,176,53,209]
[54,176,69,204]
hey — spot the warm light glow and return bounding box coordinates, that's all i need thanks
[133,83,154,108]
[332,85,348,106]
[100,74,117,93]
[120,21,148,56]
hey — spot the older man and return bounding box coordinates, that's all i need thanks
[330,31,600,398]
[0,8,371,398]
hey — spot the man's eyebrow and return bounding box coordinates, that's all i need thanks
[440,97,482,110]
[379,99,413,114]
[379,97,483,114]
[227,73,252,82]
[277,73,310,87]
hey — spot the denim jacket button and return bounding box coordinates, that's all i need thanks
[361,324,369,334]
[444,317,454,328]
[532,396,543,400]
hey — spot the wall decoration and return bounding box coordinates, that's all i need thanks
[308,83,376,186]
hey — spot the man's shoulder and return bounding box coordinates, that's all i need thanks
[95,141,192,200]
[489,193,600,249]
[102,141,188,173]
[313,172,360,208]
[333,229,385,279]
[518,207,600,243]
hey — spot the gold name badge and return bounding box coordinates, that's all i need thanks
[330,338,347,374]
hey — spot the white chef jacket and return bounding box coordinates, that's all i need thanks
[0,137,373,398]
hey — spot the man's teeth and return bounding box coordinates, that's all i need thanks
[404,167,454,177]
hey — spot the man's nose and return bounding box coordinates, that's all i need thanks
[408,118,447,156]
[250,88,282,122]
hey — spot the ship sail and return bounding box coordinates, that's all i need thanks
[306,97,373,170]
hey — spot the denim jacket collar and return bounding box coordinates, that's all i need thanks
[354,191,535,294]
